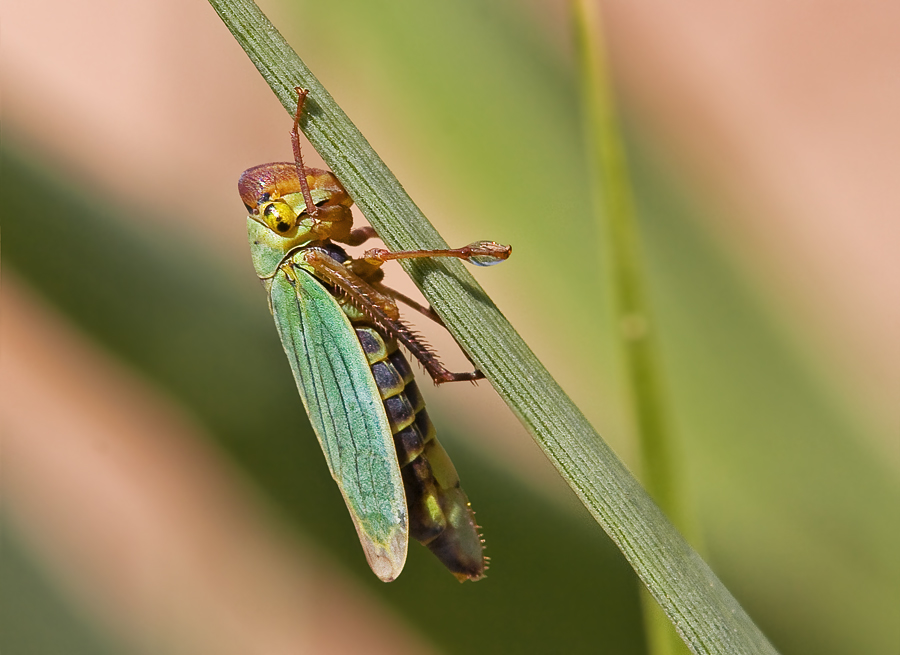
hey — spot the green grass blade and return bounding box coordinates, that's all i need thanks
[209,0,779,652]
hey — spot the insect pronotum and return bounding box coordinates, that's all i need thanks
[238,88,511,582]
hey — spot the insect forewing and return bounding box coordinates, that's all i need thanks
[269,258,408,581]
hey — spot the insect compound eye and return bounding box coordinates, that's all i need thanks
[262,200,298,235]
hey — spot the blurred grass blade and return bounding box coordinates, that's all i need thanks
[572,0,689,529]
[209,0,779,652]
[571,1,698,653]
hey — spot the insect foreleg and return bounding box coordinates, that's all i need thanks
[290,87,318,218]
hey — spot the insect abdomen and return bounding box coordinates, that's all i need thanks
[355,325,486,581]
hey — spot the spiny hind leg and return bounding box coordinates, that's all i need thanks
[368,281,484,384]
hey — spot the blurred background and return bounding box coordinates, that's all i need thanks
[3,0,898,653]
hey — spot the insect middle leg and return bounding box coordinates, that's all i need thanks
[299,249,485,384]
[363,241,511,268]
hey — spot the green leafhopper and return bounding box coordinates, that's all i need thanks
[238,88,510,582]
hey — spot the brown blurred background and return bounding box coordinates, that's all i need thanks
[3,1,897,653]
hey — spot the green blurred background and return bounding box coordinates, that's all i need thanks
[3,0,897,653]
